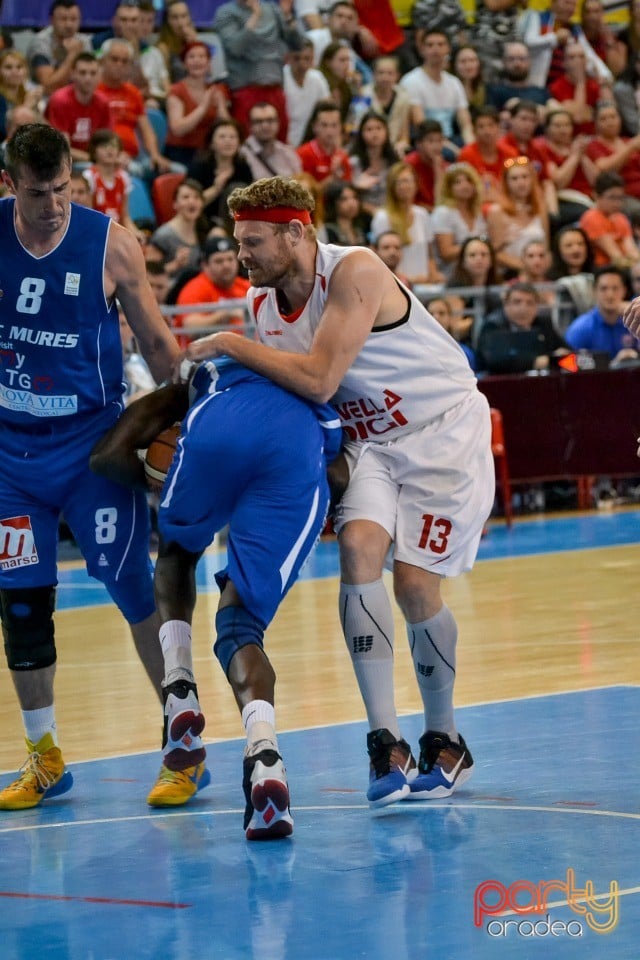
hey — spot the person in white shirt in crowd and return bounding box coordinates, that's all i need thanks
[284,38,331,148]
[400,28,473,151]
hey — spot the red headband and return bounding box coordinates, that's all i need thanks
[233,206,312,224]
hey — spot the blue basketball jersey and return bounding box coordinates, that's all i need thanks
[0,199,124,426]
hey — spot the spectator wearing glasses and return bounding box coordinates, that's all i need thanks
[240,102,302,179]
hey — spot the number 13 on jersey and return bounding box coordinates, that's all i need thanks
[418,513,452,555]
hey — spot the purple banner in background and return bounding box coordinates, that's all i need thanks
[0,1,227,29]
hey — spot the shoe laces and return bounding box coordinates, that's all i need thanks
[18,750,58,792]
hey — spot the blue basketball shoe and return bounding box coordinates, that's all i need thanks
[407,731,473,800]
[366,728,416,807]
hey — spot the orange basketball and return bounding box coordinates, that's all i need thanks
[144,423,181,485]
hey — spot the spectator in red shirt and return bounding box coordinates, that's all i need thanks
[458,107,517,205]
[97,38,176,177]
[585,100,640,213]
[498,98,557,213]
[404,119,448,210]
[45,51,112,164]
[533,109,597,227]
[175,235,250,346]
[547,42,603,135]
[296,101,352,189]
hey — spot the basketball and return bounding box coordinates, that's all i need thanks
[144,423,181,485]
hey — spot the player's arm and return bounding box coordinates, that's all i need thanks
[106,221,181,382]
[90,382,189,490]
[185,250,384,403]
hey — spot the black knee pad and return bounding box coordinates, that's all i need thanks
[0,586,56,671]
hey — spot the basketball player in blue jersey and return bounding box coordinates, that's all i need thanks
[90,358,342,838]
[0,124,180,811]
[186,177,495,810]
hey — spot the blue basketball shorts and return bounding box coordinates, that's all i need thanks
[0,408,154,624]
[159,380,331,629]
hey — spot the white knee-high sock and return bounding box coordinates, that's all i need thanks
[340,580,401,738]
[407,605,458,739]
[159,620,194,686]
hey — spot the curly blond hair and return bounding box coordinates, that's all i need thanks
[227,177,316,216]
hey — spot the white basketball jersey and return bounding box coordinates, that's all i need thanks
[248,242,477,443]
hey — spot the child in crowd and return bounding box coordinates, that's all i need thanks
[83,129,142,238]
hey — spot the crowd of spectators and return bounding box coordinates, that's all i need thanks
[3,0,640,382]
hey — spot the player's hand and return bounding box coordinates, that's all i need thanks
[185,332,231,362]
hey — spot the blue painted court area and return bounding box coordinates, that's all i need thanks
[0,686,637,960]
[55,509,640,610]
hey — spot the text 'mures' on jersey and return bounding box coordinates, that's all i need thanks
[0,199,122,425]
[248,242,477,443]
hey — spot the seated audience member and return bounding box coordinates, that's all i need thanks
[518,238,555,309]
[369,229,411,286]
[487,156,549,278]
[188,118,253,232]
[348,109,398,217]
[240,102,302,180]
[579,171,640,267]
[297,101,352,189]
[97,38,176,178]
[137,2,170,108]
[565,265,640,362]
[157,0,201,83]
[319,41,356,126]
[517,0,613,89]
[452,46,487,116]
[585,101,640,214]
[27,0,93,96]
[614,49,640,136]
[447,235,502,347]
[92,1,150,94]
[427,295,476,368]
[498,99,550,183]
[477,281,570,374]
[306,1,374,79]
[581,0,627,79]
[45,51,111,165]
[317,180,367,245]
[70,170,92,206]
[165,41,230,168]
[175,235,249,345]
[534,109,596,228]
[370,161,444,285]
[146,258,173,307]
[83,129,138,233]
[0,50,43,139]
[400,28,473,148]
[432,163,487,280]
[284,39,330,149]
[360,56,411,156]
[547,42,603,136]
[404,119,448,211]
[550,225,596,329]
[150,177,207,277]
[0,105,44,170]
[486,41,551,115]
[472,1,524,84]
[458,107,516,205]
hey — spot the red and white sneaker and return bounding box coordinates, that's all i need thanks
[242,745,294,841]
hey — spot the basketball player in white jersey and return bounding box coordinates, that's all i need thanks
[186,176,495,807]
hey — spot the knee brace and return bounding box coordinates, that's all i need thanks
[0,586,56,671]
[214,605,264,677]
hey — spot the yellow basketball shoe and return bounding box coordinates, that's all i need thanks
[0,733,73,810]
[147,762,211,807]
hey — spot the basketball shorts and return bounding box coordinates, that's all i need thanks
[159,379,331,629]
[0,408,154,623]
[333,390,495,578]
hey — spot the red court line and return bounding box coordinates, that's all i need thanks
[0,891,190,909]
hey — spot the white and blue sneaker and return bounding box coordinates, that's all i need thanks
[366,728,416,807]
[407,731,473,800]
[161,678,206,771]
